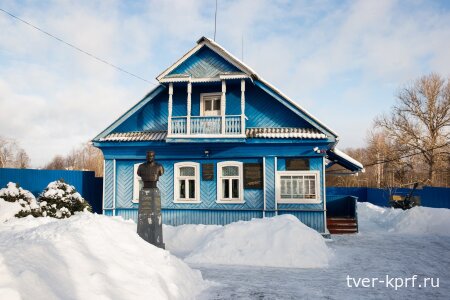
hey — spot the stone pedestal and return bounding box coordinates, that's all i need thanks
[137,188,165,249]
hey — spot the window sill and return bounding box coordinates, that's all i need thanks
[216,200,245,204]
[173,200,202,204]
[277,199,321,204]
[132,200,139,204]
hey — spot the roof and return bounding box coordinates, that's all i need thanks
[98,128,327,142]
[98,131,167,142]
[326,148,364,173]
[94,36,339,142]
[246,128,327,139]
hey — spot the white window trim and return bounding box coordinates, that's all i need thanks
[276,170,321,204]
[200,92,222,116]
[174,162,201,203]
[216,161,244,204]
[132,163,143,203]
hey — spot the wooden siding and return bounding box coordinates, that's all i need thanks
[264,157,276,210]
[245,84,313,128]
[110,81,316,135]
[103,160,114,209]
[113,159,264,211]
[114,209,324,232]
[115,161,135,208]
[168,46,240,78]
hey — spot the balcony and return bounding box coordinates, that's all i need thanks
[169,115,243,136]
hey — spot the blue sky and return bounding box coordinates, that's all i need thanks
[0,0,449,166]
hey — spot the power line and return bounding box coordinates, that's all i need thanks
[327,142,449,174]
[0,7,158,86]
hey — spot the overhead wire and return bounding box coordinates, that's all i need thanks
[0,7,158,86]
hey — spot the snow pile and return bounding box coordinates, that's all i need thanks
[358,202,450,236]
[165,215,332,268]
[164,224,221,258]
[0,214,207,299]
[0,182,39,222]
[0,199,22,223]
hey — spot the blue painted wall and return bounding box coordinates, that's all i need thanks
[106,153,327,233]
[110,80,315,134]
[169,46,240,78]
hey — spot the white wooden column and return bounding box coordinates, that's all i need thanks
[221,80,226,134]
[187,82,192,135]
[168,83,173,135]
[240,79,245,135]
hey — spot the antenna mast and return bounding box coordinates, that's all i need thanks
[214,0,218,41]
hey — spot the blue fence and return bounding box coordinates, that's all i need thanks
[327,186,450,209]
[0,168,103,213]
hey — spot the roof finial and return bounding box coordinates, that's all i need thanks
[214,0,218,41]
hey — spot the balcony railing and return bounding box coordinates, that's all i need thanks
[169,115,243,136]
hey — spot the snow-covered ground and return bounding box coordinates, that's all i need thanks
[192,203,450,299]
[0,213,206,300]
[1,202,449,299]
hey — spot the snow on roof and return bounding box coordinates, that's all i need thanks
[328,148,364,172]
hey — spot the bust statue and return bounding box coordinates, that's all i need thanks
[137,151,164,188]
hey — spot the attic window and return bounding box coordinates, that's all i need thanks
[201,93,221,116]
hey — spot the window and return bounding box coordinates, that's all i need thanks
[133,163,143,203]
[201,93,221,116]
[276,171,320,203]
[174,162,200,203]
[217,161,244,203]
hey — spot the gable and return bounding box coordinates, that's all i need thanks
[168,46,241,78]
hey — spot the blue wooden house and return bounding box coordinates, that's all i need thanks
[92,37,363,234]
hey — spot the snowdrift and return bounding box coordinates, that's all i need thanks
[0,214,206,300]
[0,199,23,223]
[165,215,332,268]
[358,202,450,236]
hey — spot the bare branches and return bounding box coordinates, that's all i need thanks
[0,136,30,169]
[44,143,103,177]
[375,73,450,185]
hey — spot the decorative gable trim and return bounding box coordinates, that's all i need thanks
[157,37,256,81]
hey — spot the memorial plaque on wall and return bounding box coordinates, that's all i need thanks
[244,163,263,189]
[202,163,214,181]
[286,158,310,171]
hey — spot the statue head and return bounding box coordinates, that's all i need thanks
[146,151,155,163]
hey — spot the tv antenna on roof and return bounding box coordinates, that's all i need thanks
[214,0,218,41]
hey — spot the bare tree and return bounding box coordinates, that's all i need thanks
[0,136,31,168]
[44,142,103,176]
[44,155,66,170]
[15,149,30,169]
[376,73,450,186]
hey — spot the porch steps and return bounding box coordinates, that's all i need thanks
[327,218,358,234]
